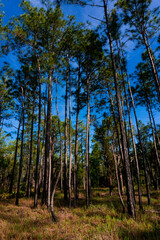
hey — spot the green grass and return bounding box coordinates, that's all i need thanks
[0,188,160,239]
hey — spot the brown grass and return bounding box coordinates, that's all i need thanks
[0,188,160,239]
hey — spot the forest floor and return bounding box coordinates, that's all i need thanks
[0,188,160,240]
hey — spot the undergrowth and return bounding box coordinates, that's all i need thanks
[0,188,160,239]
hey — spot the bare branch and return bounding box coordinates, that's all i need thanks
[88,15,106,24]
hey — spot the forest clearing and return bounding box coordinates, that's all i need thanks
[0,188,160,240]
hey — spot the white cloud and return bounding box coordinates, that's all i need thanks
[29,0,43,8]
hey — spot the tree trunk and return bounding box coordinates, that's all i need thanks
[74,62,81,207]
[106,81,124,167]
[50,169,61,222]
[27,95,35,198]
[119,40,151,206]
[81,131,85,191]
[149,101,160,147]
[86,75,91,208]
[55,73,63,193]
[106,82,125,197]
[16,87,25,206]
[47,72,52,210]
[34,57,42,208]
[142,31,160,102]
[103,0,136,219]
[119,164,124,195]
[111,142,125,213]
[146,102,160,168]
[116,40,142,209]
[133,1,160,101]
[39,88,47,193]
[64,67,68,201]
[9,114,21,194]
[68,58,72,209]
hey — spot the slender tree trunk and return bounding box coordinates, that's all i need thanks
[106,81,124,166]
[119,164,124,195]
[24,153,29,190]
[131,102,151,206]
[27,95,35,198]
[120,91,136,206]
[64,67,68,201]
[142,32,160,102]
[81,131,85,191]
[149,101,160,147]
[34,57,42,208]
[116,40,142,209]
[47,72,52,210]
[50,70,65,221]
[106,82,125,196]
[50,169,61,222]
[9,114,22,194]
[133,1,160,101]
[155,168,159,190]
[68,59,72,209]
[38,143,44,191]
[16,87,25,206]
[42,85,50,206]
[103,0,136,218]
[119,40,151,206]
[43,125,48,205]
[111,142,125,213]
[74,62,81,207]
[146,102,160,168]
[55,73,63,192]
[38,115,45,191]
[120,92,127,137]
[86,75,91,208]
[39,89,47,192]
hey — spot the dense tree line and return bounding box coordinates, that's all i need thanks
[0,0,160,221]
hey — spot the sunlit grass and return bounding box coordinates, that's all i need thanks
[0,188,160,239]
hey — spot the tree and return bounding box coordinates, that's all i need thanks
[15,66,29,205]
[116,0,160,101]
[103,0,136,218]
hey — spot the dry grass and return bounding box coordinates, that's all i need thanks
[0,188,160,239]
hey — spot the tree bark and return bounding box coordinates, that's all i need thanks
[119,40,151,206]
[47,72,52,210]
[50,169,61,222]
[148,101,160,147]
[16,87,25,206]
[146,102,160,168]
[27,95,35,198]
[64,66,68,201]
[111,142,125,213]
[34,56,42,208]
[68,58,72,209]
[86,74,91,208]
[116,40,142,209]
[9,114,22,194]
[74,62,81,207]
[55,73,63,193]
[39,88,47,193]
[133,0,160,101]
[106,81,124,166]
[103,0,136,218]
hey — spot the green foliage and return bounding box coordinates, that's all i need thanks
[0,132,15,193]
[0,64,15,127]
[116,0,160,46]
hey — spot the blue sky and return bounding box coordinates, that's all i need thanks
[1,0,160,144]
